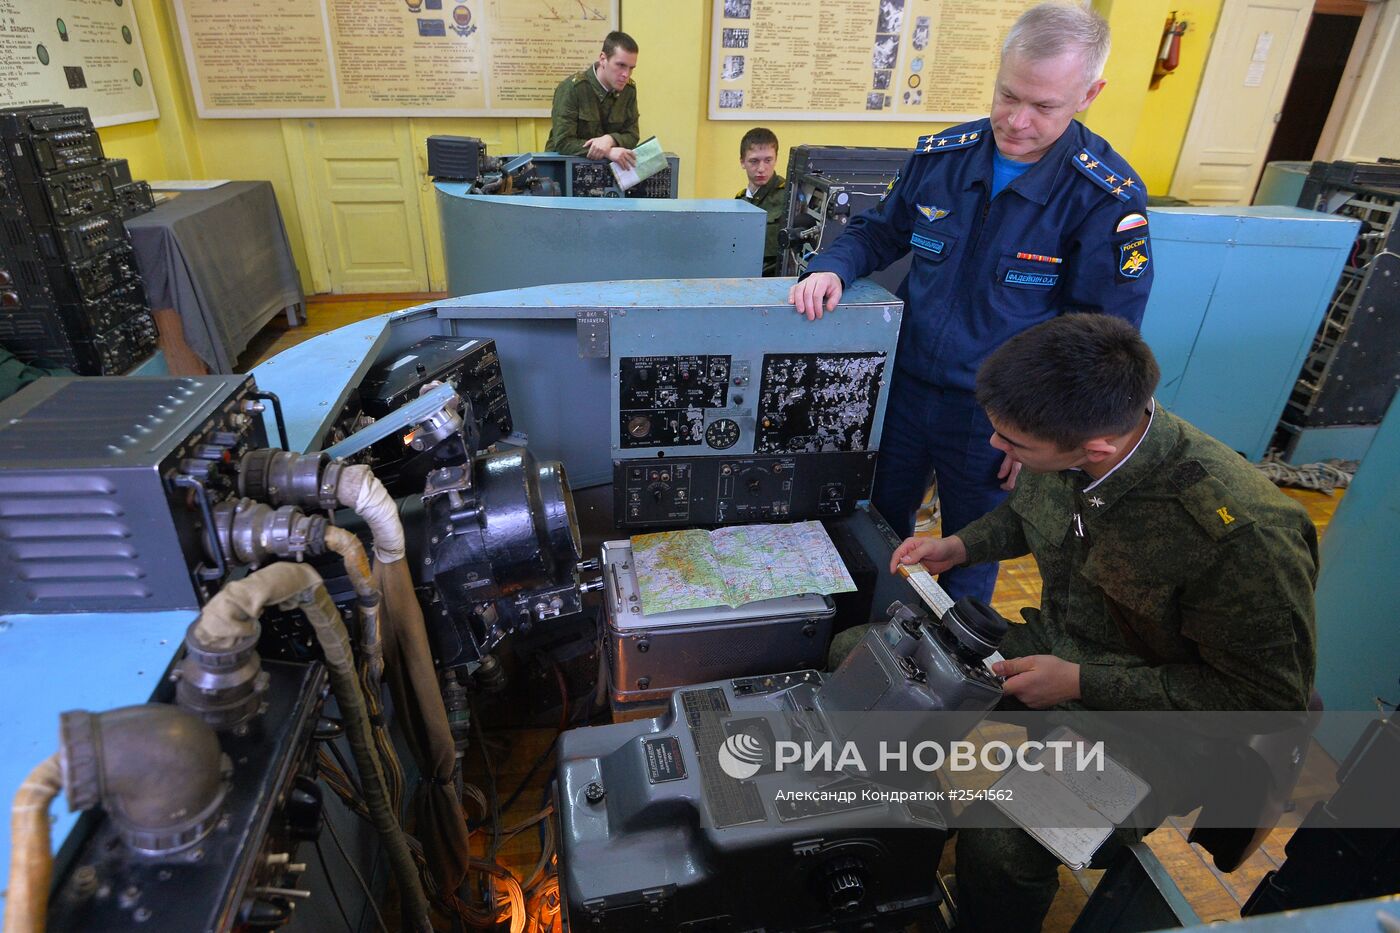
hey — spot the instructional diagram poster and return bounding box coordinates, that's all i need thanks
[0,0,158,127]
[709,0,1039,122]
[174,0,619,119]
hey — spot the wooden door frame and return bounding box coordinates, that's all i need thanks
[1314,0,1393,160]
[1170,0,1316,203]
[281,121,334,295]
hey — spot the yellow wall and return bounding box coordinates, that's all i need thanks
[1128,2,1226,194]
[96,0,1221,294]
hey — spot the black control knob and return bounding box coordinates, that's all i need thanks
[942,596,1009,661]
[240,898,292,929]
[284,776,323,841]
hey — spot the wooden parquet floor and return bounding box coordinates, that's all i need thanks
[264,295,1345,929]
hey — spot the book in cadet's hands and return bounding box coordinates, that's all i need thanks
[610,136,668,191]
[987,726,1151,870]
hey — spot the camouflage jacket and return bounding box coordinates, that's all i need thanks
[546,66,639,156]
[0,346,71,402]
[957,408,1317,712]
[736,174,787,276]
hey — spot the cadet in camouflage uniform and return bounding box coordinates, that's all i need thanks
[546,31,640,168]
[0,345,71,402]
[734,127,788,276]
[861,314,1317,932]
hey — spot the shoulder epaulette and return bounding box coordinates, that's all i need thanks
[1071,148,1138,202]
[914,129,984,154]
[1170,460,1255,540]
[570,70,589,84]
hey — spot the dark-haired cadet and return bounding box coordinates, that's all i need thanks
[735,127,787,276]
[885,313,1318,932]
[547,31,640,169]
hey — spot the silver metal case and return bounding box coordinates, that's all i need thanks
[602,539,835,705]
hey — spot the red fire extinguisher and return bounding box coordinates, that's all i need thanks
[1151,13,1189,89]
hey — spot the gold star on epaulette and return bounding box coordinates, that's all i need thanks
[958,133,967,143]
[1122,177,1136,188]
[1112,186,1125,196]
[937,138,947,147]
[922,139,933,152]
[1105,174,1117,184]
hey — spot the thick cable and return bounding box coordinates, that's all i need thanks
[4,754,62,933]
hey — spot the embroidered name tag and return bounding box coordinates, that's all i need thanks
[911,232,946,255]
[1004,269,1059,287]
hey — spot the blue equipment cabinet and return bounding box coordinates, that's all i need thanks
[1141,206,1358,461]
[1311,392,1399,760]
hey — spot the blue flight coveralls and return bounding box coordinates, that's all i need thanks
[805,117,1153,602]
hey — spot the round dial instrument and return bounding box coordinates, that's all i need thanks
[705,418,741,449]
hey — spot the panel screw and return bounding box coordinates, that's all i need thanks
[585,781,606,803]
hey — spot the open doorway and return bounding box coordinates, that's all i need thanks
[1261,2,1366,172]
[1171,0,1373,205]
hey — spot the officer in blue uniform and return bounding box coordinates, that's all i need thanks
[789,2,1153,604]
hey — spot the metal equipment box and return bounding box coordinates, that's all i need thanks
[602,539,835,707]
[779,144,912,297]
[0,376,270,612]
[1141,206,1358,460]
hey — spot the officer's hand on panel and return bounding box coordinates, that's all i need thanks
[787,272,843,321]
[585,134,616,160]
[997,453,1022,491]
[609,147,637,170]
[992,655,1082,709]
[889,534,967,576]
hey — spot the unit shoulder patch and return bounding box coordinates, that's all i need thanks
[1117,237,1150,279]
[1170,462,1254,540]
[1072,148,1137,202]
[915,129,983,154]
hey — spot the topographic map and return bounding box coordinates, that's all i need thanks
[631,520,856,615]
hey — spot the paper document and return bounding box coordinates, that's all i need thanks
[610,137,668,191]
[147,180,231,190]
[989,726,1151,869]
[631,521,856,615]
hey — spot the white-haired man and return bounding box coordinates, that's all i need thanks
[790,2,1153,611]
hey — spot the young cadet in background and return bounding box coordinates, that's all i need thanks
[547,31,640,170]
[735,127,788,276]
[789,2,1154,605]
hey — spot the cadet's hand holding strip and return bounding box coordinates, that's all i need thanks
[889,534,967,576]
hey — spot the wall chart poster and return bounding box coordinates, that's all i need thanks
[709,0,1040,122]
[0,0,158,127]
[173,0,620,119]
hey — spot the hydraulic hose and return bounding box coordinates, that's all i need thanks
[4,754,62,933]
[189,562,432,932]
[333,464,404,565]
[324,524,384,687]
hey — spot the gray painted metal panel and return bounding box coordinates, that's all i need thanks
[436,187,766,296]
